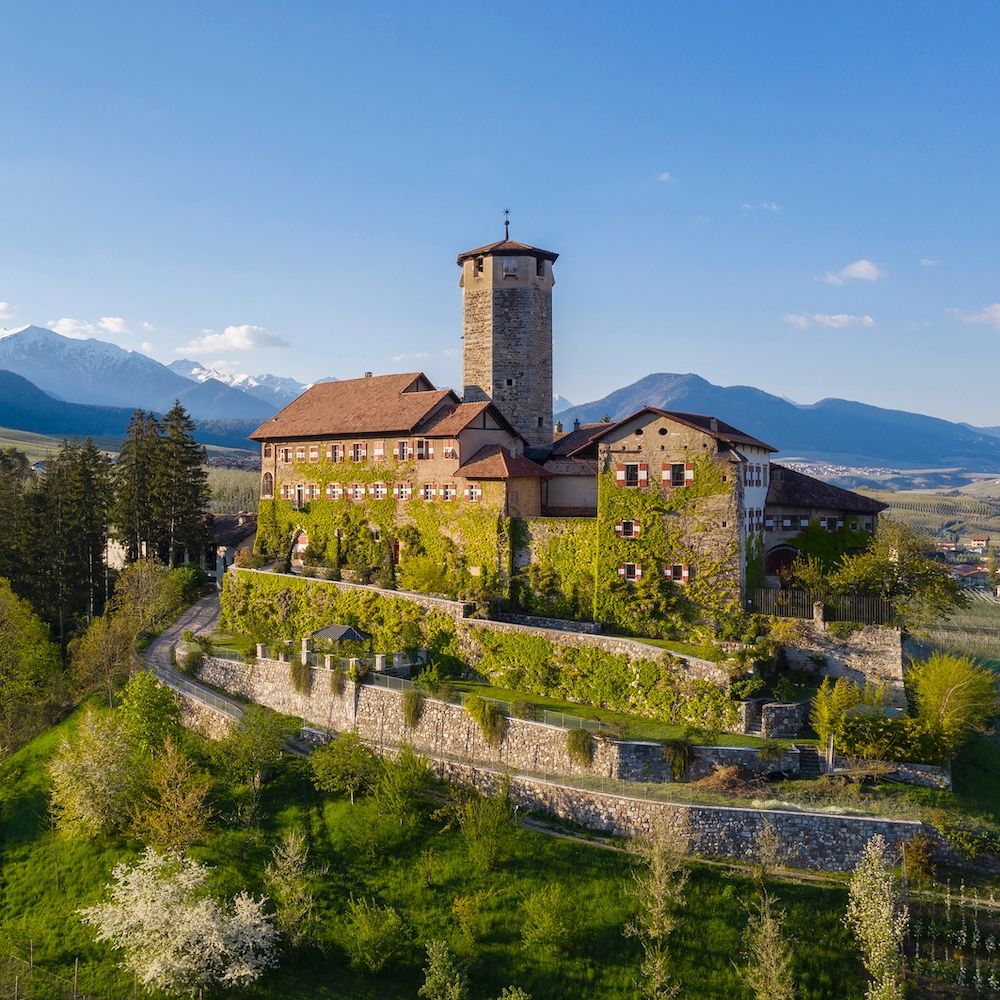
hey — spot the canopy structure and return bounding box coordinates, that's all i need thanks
[311,623,373,643]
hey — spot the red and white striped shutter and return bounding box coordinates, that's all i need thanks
[684,462,694,486]
[361,443,368,461]
[428,443,435,459]
[633,522,642,538]
[429,483,437,499]
[634,564,643,580]
[374,441,384,460]
[681,565,690,584]
[615,521,623,536]
[662,463,670,484]
[638,463,648,486]
[392,442,399,458]
[392,482,400,499]
[618,564,626,577]
[616,463,626,485]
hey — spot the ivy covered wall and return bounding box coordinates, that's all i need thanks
[592,452,743,638]
[255,467,511,600]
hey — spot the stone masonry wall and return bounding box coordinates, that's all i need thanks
[432,760,924,873]
[177,695,236,740]
[785,621,906,708]
[194,654,795,782]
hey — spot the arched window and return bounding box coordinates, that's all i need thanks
[262,472,274,498]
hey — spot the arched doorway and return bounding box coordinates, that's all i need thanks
[290,530,309,567]
[764,544,799,582]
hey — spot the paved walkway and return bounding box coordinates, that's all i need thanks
[145,593,244,719]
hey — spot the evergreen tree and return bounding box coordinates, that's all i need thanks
[154,402,209,567]
[0,448,36,602]
[113,411,163,563]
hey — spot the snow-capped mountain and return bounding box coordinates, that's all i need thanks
[168,359,336,407]
[553,393,574,414]
[0,325,277,421]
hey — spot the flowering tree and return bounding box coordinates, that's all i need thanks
[79,848,277,997]
[845,835,909,1000]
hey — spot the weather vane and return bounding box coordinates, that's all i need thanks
[503,208,510,240]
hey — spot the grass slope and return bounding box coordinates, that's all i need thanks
[0,707,866,1000]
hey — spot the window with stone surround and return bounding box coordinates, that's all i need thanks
[502,257,518,278]
[440,483,456,501]
[419,483,436,501]
[308,445,319,462]
[263,444,272,458]
[261,473,273,498]
[295,446,306,461]
[280,447,291,463]
[370,482,387,500]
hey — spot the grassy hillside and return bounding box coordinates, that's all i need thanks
[0,706,866,1000]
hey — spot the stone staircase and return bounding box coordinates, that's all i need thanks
[795,744,823,779]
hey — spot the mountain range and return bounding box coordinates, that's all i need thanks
[167,359,337,408]
[555,373,1000,470]
[0,326,277,421]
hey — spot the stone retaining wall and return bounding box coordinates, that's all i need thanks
[193,654,793,782]
[432,760,924,872]
[177,695,236,740]
[498,612,602,634]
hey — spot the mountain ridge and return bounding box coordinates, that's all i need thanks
[555,372,1000,469]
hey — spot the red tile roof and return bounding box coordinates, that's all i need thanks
[456,238,559,265]
[766,464,889,515]
[250,373,456,440]
[550,422,609,457]
[457,444,550,480]
[566,407,776,455]
[415,400,522,440]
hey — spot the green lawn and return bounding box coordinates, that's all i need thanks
[606,633,727,662]
[451,679,794,747]
[0,705,868,1000]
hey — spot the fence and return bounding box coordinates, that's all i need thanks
[747,588,896,626]
[363,673,603,733]
[0,951,114,1000]
[156,667,244,720]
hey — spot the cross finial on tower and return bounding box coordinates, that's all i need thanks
[503,208,510,240]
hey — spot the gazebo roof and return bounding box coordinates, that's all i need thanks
[311,623,373,642]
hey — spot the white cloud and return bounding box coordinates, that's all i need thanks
[98,316,129,334]
[820,258,885,285]
[48,317,98,338]
[919,258,939,267]
[656,171,671,182]
[760,201,781,212]
[176,324,289,353]
[0,301,15,320]
[441,347,459,358]
[785,313,875,329]
[138,341,153,353]
[142,320,156,331]
[392,351,429,363]
[952,303,1000,328]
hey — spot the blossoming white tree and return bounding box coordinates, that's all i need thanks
[79,848,277,997]
[845,835,909,1000]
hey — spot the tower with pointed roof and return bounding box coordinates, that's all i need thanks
[457,221,558,453]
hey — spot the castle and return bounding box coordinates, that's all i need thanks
[251,229,885,632]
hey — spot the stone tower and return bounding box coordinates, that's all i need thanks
[457,229,558,453]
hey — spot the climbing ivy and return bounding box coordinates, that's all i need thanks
[512,517,597,621]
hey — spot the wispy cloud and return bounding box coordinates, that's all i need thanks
[441,347,459,358]
[48,318,98,338]
[820,259,885,285]
[656,171,671,182]
[785,313,875,329]
[919,258,940,268]
[138,341,154,353]
[142,320,156,331]
[98,316,129,334]
[176,324,289,353]
[951,303,1000,329]
[392,351,429,363]
[742,201,782,213]
[0,301,15,321]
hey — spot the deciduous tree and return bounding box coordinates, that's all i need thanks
[418,939,469,1000]
[71,611,134,707]
[118,671,181,755]
[310,730,382,804]
[79,848,277,997]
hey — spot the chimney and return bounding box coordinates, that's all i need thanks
[364,371,373,378]
[573,418,580,431]
[709,417,718,432]
[554,420,563,434]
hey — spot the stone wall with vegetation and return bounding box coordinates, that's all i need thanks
[432,760,925,873]
[193,653,795,782]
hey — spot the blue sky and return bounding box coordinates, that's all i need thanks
[2,2,1000,423]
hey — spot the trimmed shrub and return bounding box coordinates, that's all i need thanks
[565,728,594,767]
[343,897,405,972]
[509,699,536,722]
[520,884,572,955]
[402,688,424,729]
[464,694,505,748]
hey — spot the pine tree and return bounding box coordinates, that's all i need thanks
[113,411,163,562]
[154,402,209,568]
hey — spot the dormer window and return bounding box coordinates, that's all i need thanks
[502,257,518,278]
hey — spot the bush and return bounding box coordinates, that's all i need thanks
[901,832,937,884]
[520,884,572,955]
[509,699,536,722]
[374,744,433,830]
[662,738,693,781]
[436,781,517,872]
[756,740,785,764]
[343,897,405,972]
[838,713,945,764]
[234,547,266,569]
[179,649,204,676]
[290,659,312,695]
[464,695,505,749]
[565,728,594,767]
[330,663,346,696]
[170,565,208,603]
[401,688,424,729]
[452,891,491,942]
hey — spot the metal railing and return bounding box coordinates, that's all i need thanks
[363,673,602,733]
[157,666,244,720]
[747,588,896,626]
